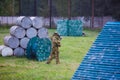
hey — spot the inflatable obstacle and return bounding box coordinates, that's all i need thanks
[72,22,120,80]
[26,37,51,61]
[57,20,83,36]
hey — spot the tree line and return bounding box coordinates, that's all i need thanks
[0,0,120,20]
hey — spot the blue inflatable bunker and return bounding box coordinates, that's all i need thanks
[57,20,83,36]
[72,22,120,80]
[26,37,52,61]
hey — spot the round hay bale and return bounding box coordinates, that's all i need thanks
[30,17,44,29]
[16,16,32,29]
[0,45,6,55]
[4,35,19,49]
[38,27,48,38]
[1,46,13,56]
[10,25,25,38]
[20,37,29,49]
[26,27,37,38]
[14,47,25,56]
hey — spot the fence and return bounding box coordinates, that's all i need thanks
[0,16,115,28]
[0,16,18,25]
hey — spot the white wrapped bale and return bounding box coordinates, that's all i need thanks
[30,17,44,29]
[14,47,25,56]
[10,26,25,38]
[0,45,6,55]
[20,37,29,49]
[38,27,48,38]
[16,16,32,29]
[4,35,19,48]
[26,27,37,38]
[1,46,13,57]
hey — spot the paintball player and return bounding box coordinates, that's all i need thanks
[46,32,62,64]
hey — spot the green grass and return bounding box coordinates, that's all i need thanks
[0,27,100,80]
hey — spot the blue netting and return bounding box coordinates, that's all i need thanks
[72,22,120,80]
[57,20,83,36]
[26,37,51,61]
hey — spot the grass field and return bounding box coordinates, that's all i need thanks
[0,27,100,80]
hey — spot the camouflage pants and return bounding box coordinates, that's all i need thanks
[47,47,60,64]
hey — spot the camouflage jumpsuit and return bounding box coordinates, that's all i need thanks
[46,33,61,64]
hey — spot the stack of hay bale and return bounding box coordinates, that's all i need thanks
[57,20,83,36]
[0,16,49,57]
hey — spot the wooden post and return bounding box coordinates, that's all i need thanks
[91,0,94,28]
[34,0,37,16]
[68,0,71,20]
[19,0,21,16]
[49,0,52,28]
[12,0,15,16]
